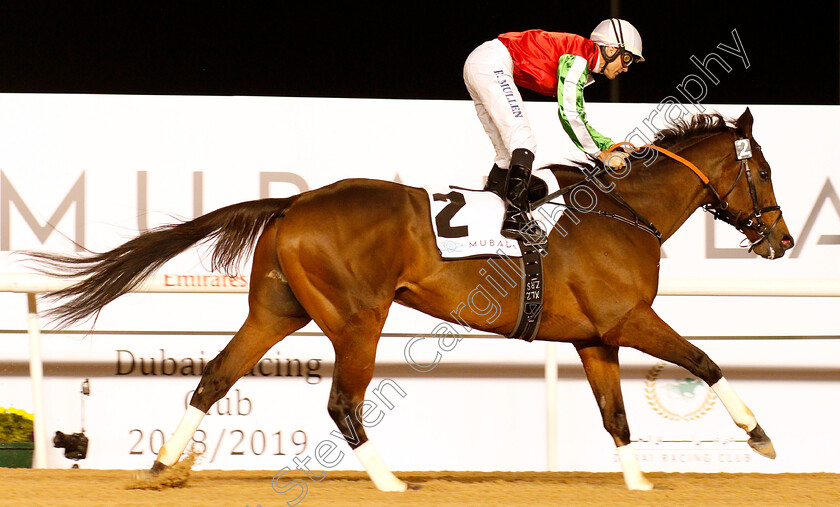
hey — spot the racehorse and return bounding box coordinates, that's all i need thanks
[27,108,793,491]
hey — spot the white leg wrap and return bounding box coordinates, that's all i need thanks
[353,441,407,492]
[156,405,206,466]
[710,377,756,432]
[616,444,654,491]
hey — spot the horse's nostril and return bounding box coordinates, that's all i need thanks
[781,235,794,250]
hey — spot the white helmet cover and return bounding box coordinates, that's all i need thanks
[591,18,644,62]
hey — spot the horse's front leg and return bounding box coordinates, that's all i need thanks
[605,303,776,459]
[575,342,653,490]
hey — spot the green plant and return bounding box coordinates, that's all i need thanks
[0,407,34,442]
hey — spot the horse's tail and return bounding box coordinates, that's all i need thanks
[25,196,299,327]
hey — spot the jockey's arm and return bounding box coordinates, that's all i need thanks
[556,54,616,162]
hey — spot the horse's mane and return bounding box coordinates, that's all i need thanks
[654,112,733,150]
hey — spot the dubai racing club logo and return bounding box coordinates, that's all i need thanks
[645,361,717,421]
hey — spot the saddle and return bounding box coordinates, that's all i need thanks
[425,168,565,342]
[425,168,563,260]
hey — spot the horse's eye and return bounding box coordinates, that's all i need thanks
[759,170,770,180]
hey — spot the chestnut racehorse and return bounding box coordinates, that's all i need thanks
[28,108,793,490]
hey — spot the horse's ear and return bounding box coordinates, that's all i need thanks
[737,107,753,137]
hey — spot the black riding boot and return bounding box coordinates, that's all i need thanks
[501,148,535,240]
[484,164,507,198]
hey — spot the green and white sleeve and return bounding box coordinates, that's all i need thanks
[556,54,614,155]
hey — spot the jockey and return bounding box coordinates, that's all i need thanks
[463,19,644,240]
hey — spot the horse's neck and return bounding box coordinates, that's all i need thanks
[545,163,588,188]
[613,136,729,242]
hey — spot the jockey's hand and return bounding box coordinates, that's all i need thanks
[598,149,629,171]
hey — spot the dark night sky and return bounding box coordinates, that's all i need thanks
[0,2,837,105]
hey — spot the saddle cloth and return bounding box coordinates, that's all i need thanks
[425,168,564,259]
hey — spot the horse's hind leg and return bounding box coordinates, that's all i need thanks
[275,192,415,492]
[148,223,312,473]
[576,343,653,491]
[317,305,409,492]
[607,303,776,459]
[280,267,407,490]
[151,312,310,471]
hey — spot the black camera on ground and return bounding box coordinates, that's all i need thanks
[53,431,88,460]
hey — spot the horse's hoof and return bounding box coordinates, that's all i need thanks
[626,478,654,491]
[133,461,168,481]
[407,482,422,491]
[748,423,777,459]
[133,469,152,482]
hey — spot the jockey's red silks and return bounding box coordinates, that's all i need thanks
[498,30,599,96]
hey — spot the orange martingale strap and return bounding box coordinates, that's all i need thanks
[607,142,710,185]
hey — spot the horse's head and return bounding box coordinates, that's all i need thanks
[705,108,795,259]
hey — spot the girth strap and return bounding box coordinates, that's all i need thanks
[508,240,544,341]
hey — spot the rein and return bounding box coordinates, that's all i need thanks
[532,166,663,241]
[533,138,782,250]
[611,141,782,251]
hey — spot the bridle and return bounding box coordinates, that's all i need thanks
[700,139,783,250]
[608,138,784,251]
[532,135,784,252]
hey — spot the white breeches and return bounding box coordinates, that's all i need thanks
[463,39,538,169]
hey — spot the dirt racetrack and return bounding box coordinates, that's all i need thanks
[1,469,838,506]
